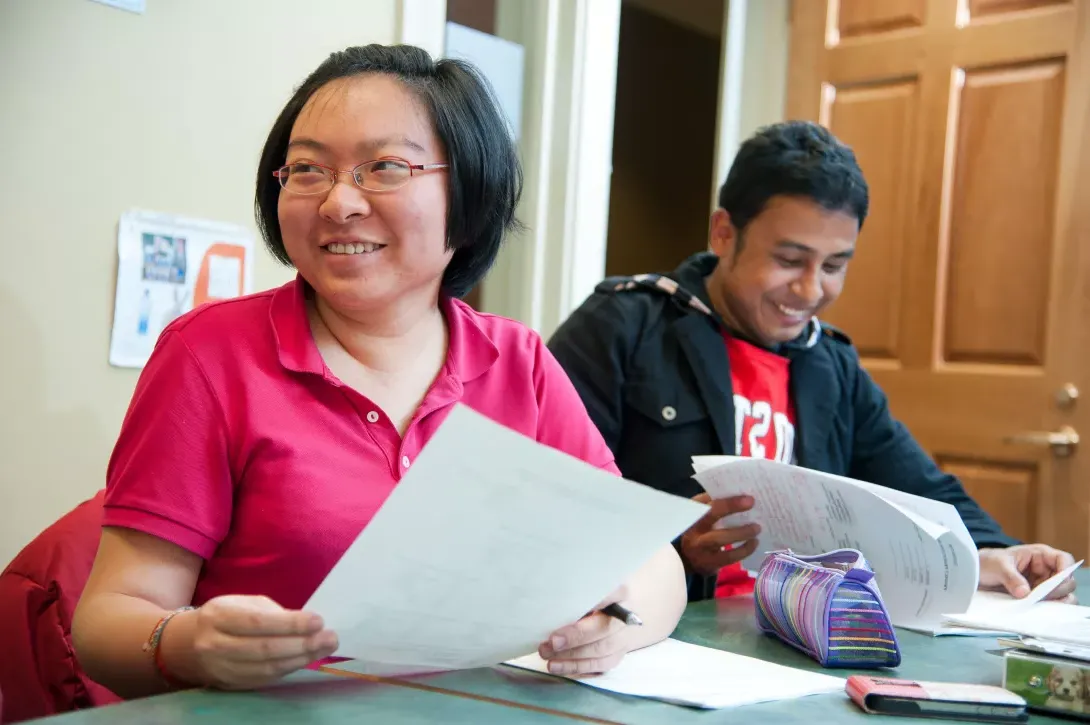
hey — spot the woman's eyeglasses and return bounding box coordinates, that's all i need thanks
[273,157,449,194]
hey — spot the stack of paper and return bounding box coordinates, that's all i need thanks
[902,560,1084,637]
[938,561,1088,644]
[305,405,709,677]
[999,636,1090,663]
[506,638,845,709]
[691,456,979,632]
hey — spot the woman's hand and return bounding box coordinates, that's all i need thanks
[175,594,339,690]
[537,585,635,676]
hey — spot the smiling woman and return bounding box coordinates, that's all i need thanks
[71,44,688,699]
[254,45,522,302]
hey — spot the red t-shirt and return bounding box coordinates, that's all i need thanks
[714,334,796,598]
[103,276,619,610]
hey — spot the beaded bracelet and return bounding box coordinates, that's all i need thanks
[143,606,197,688]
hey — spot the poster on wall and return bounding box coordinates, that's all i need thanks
[87,0,146,13]
[108,208,254,368]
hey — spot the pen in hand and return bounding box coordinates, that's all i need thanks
[602,602,643,626]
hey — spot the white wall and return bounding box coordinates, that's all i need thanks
[479,0,621,341]
[711,0,790,213]
[0,0,397,565]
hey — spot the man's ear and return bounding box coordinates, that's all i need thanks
[709,209,739,260]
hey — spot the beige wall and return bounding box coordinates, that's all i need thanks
[0,0,396,565]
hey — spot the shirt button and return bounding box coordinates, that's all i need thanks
[366,411,379,423]
[401,455,411,468]
[661,406,677,421]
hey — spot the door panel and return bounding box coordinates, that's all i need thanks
[837,0,927,39]
[944,62,1064,366]
[788,0,1090,557]
[940,458,1038,543]
[820,81,918,361]
[968,0,1068,17]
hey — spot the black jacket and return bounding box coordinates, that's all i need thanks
[547,252,1018,600]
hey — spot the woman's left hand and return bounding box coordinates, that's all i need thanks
[538,585,633,675]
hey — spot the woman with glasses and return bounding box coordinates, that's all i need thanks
[71,44,687,697]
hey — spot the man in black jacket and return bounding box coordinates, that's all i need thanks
[548,121,1077,603]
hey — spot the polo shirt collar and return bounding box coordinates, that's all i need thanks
[270,276,325,376]
[269,275,498,384]
[440,295,499,385]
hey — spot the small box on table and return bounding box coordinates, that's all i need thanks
[1003,648,1090,720]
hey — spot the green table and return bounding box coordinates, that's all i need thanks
[38,570,1086,724]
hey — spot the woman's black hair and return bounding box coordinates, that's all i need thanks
[255,44,523,298]
[717,120,869,234]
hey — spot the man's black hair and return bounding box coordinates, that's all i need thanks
[717,120,868,233]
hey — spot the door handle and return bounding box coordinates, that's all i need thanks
[1004,425,1080,456]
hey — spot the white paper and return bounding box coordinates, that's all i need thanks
[109,209,255,368]
[1000,637,1090,663]
[940,561,1087,644]
[691,456,979,630]
[901,591,1021,636]
[308,404,709,677]
[505,638,845,709]
[903,559,1083,636]
[1014,559,1083,607]
[946,600,1090,646]
[206,255,243,299]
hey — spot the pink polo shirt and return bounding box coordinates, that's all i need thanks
[103,278,619,609]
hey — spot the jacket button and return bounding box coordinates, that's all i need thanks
[661,406,677,421]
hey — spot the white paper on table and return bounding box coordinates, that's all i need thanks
[945,600,1090,645]
[505,638,845,710]
[899,591,1020,636]
[307,404,709,677]
[940,560,1088,644]
[690,456,979,630]
[872,560,1083,637]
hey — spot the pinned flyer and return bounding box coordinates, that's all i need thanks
[108,208,255,368]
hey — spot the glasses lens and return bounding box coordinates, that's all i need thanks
[281,163,333,194]
[356,159,411,191]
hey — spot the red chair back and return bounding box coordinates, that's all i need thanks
[0,491,121,722]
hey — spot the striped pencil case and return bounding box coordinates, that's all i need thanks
[754,548,901,669]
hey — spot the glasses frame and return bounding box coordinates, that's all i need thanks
[273,156,449,195]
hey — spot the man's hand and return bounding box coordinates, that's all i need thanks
[678,494,761,577]
[978,544,1078,603]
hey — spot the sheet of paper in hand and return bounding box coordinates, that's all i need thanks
[309,404,709,677]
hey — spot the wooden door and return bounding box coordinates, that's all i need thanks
[787,0,1090,558]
